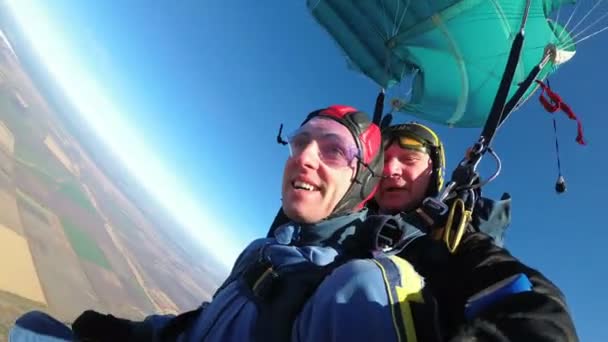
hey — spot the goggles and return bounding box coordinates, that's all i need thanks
[287,127,360,168]
[383,133,431,154]
[392,135,430,153]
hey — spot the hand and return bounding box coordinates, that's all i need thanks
[72,310,135,341]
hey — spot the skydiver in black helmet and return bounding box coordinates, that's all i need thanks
[372,122,578,341]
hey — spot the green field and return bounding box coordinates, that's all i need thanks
[16,189,50,224]
[17,159,97,216]
[14,142,72,182]
[60,217,111,270]
[0,88,74,183]
[57,180,96,214]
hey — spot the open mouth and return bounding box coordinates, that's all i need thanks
[385,186,407,193]
[292,180,319,191]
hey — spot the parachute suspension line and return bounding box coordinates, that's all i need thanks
[567,0,605,36]
[391,0,400,37]
[557,0,608,50]
[374,0,412,127]
[567,10,608,48]
[393,0,411,38]
[571,23,608,46]
[520,0,532,30]
[552,114,567,193]
[380,0,392,40]
[554,0,563,30]
[556,0,580,42]
[489,0,514,38]
[309,0,322,11]
[372,0,413,125]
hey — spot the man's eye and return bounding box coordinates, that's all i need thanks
[401,156,419,164]
[291,136,309,147]
[326,146,346,158]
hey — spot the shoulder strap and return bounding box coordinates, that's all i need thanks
[252,256,355,342]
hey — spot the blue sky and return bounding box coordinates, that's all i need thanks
[5,1,608,340]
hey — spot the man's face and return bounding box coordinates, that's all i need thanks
[281,117,357,224]
[375,142,433,214]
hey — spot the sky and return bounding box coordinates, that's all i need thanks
[3,1,608,340]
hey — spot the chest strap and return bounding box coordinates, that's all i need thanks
[242,250,358,342]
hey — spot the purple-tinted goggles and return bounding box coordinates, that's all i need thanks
[286,127,360,168]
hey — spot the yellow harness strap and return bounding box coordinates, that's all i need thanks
[373,256,425,342]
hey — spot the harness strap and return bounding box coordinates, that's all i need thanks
[242,256,278,299]
[251,255,358,342]
[373,255,443,342]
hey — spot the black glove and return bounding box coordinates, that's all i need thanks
[72,310,135,341]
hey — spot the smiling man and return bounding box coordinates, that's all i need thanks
[281,115,366,223]
[371,122,579,341]
[10,105,439,342]
[375,122,445,215]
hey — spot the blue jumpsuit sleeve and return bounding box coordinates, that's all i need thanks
[132,239,270,341]
[292,259,400,342]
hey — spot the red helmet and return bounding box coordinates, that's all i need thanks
[302,105,383,215]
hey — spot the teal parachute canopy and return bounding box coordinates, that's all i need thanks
[307,0,577,127]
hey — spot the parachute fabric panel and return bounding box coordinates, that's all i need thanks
[307,0,576,127]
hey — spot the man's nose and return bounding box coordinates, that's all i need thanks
[294,142,321,169]
[383,158,401,178]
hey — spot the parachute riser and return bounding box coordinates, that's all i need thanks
[480,0,532,148]
[497,50,553,132]
[434,0,534,201]
[443,37,554,199]
[443,0,550,198]
[420,0,535,253]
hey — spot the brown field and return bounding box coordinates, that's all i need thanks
[0,225,45,304]
[18,198,103,322]
[100,223,157,312]
[44,134,79,177]
[79,260,150,319]
[0,179,23,236]
[0,29,222,339]
[0,121,13,155]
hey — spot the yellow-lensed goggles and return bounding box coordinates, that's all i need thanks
[384,134,430,154]
[395,136,430,153]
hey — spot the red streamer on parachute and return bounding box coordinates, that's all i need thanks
[535,80,586,145]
